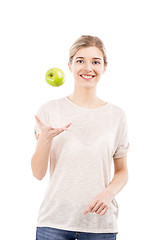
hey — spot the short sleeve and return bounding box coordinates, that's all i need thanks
[113,116,130,159]
[34,104,49,140]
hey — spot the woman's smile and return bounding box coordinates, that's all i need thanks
[80,74,95,80]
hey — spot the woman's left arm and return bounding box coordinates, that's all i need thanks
[106,155,128,196]
[83,156,128,215]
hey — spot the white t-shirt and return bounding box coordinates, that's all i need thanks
[34,96,130,233]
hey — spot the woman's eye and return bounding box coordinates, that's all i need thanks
[77,60,83,63]
[93,61,100,65]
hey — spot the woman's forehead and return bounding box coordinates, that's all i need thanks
[74,46,103,58]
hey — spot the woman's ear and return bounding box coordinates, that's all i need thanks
[68,62,72,72]
[103,63,108,73]
[103,64,107,74]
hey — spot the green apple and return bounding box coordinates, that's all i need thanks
[45,68,65,87]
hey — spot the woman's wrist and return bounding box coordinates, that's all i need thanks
[104,187,115,198]
[38,132,54,144]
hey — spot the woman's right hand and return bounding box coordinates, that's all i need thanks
[35,115,72,140]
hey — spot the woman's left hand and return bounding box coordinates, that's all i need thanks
[83,188,114,216]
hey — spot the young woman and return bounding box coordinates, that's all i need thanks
[31,35,130,240]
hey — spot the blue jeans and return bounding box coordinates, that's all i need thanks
[36,227,117,240]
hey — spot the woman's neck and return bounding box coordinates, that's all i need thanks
[67,91,106,109]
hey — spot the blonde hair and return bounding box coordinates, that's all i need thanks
[69,35,108,66]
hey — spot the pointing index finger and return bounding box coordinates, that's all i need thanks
[62,122,72,131]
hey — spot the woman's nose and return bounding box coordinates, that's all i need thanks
[83,62,92,71]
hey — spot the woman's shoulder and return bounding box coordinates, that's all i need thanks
[110,102,127,120]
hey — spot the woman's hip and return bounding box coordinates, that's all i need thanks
[36,227,117,240]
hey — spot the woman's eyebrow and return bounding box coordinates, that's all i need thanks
[92,57,102,60]
[75,57,84,59]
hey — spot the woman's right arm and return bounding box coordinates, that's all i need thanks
[31,132,53,180]
[31,115,72,180]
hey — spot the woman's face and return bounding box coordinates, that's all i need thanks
[68,46,106,88]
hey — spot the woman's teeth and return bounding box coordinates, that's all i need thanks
[81,75,94,79]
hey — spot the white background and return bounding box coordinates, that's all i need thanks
[0,0,160,239]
